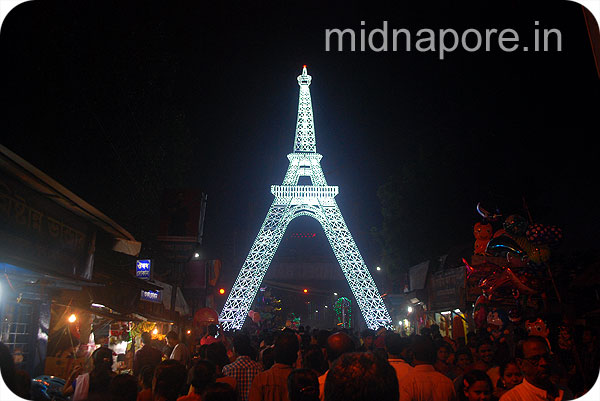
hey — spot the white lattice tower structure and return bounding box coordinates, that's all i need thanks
[219,66,392,331]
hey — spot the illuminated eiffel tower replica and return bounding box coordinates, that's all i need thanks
[219,66,392,330]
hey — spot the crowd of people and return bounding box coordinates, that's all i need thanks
[1,322,599,401]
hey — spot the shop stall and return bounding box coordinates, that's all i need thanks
[0,145,153,380]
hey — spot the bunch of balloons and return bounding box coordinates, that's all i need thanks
[526,223,563,246]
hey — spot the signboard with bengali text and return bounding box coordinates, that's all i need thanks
[427,266,465,311]
[140,289,162,303]
[136,259,151,280]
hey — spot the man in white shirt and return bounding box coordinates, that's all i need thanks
[397,335,457,401]
[500,336,570,401]
[166,330,191,369]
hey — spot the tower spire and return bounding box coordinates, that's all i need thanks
[293,65,316,153]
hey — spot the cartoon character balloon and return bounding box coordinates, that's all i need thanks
[526,317,552,351]
[525,317,549,338]
[474,222,494,255]
[503,214,529,237]
[487,308,509,344]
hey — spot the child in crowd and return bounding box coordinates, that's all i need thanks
[137,365,154,401]
[459,369,497,401]
[493,360,523,399]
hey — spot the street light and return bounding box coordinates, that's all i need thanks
[407,306,413,314]
[68,314,77,323]
[376,266,381,271]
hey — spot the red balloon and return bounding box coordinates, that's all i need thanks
[474,296,488,329]
[194,308,219,326]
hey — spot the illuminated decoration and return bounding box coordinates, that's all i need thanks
[291,232,317,238]
[219,66,392,331]
[130,321,157,341]
[219,288,226,295]
[287,313,301,330]
[334,297,352,328]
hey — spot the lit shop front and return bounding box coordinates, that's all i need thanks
[0,145,150,379]
[41,300,183,378]
[425,265,470,340]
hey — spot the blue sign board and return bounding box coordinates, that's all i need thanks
[140,289,162,303]
[136,259,151,280]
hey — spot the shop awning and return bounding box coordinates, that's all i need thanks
[1,262,105,301]
[92,268,163,292]
[0,144,140,255]
[53,299,174,324]
[130,312,174,324]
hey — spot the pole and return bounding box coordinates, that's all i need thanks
[170,262,182,323]
[205,260,209,308]
[544,262,562,304]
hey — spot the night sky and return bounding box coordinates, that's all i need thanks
[2,1,599,285]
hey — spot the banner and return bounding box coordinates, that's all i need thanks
[427,266,465,311]
[184,259,221,288]
[157,189,206,241]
